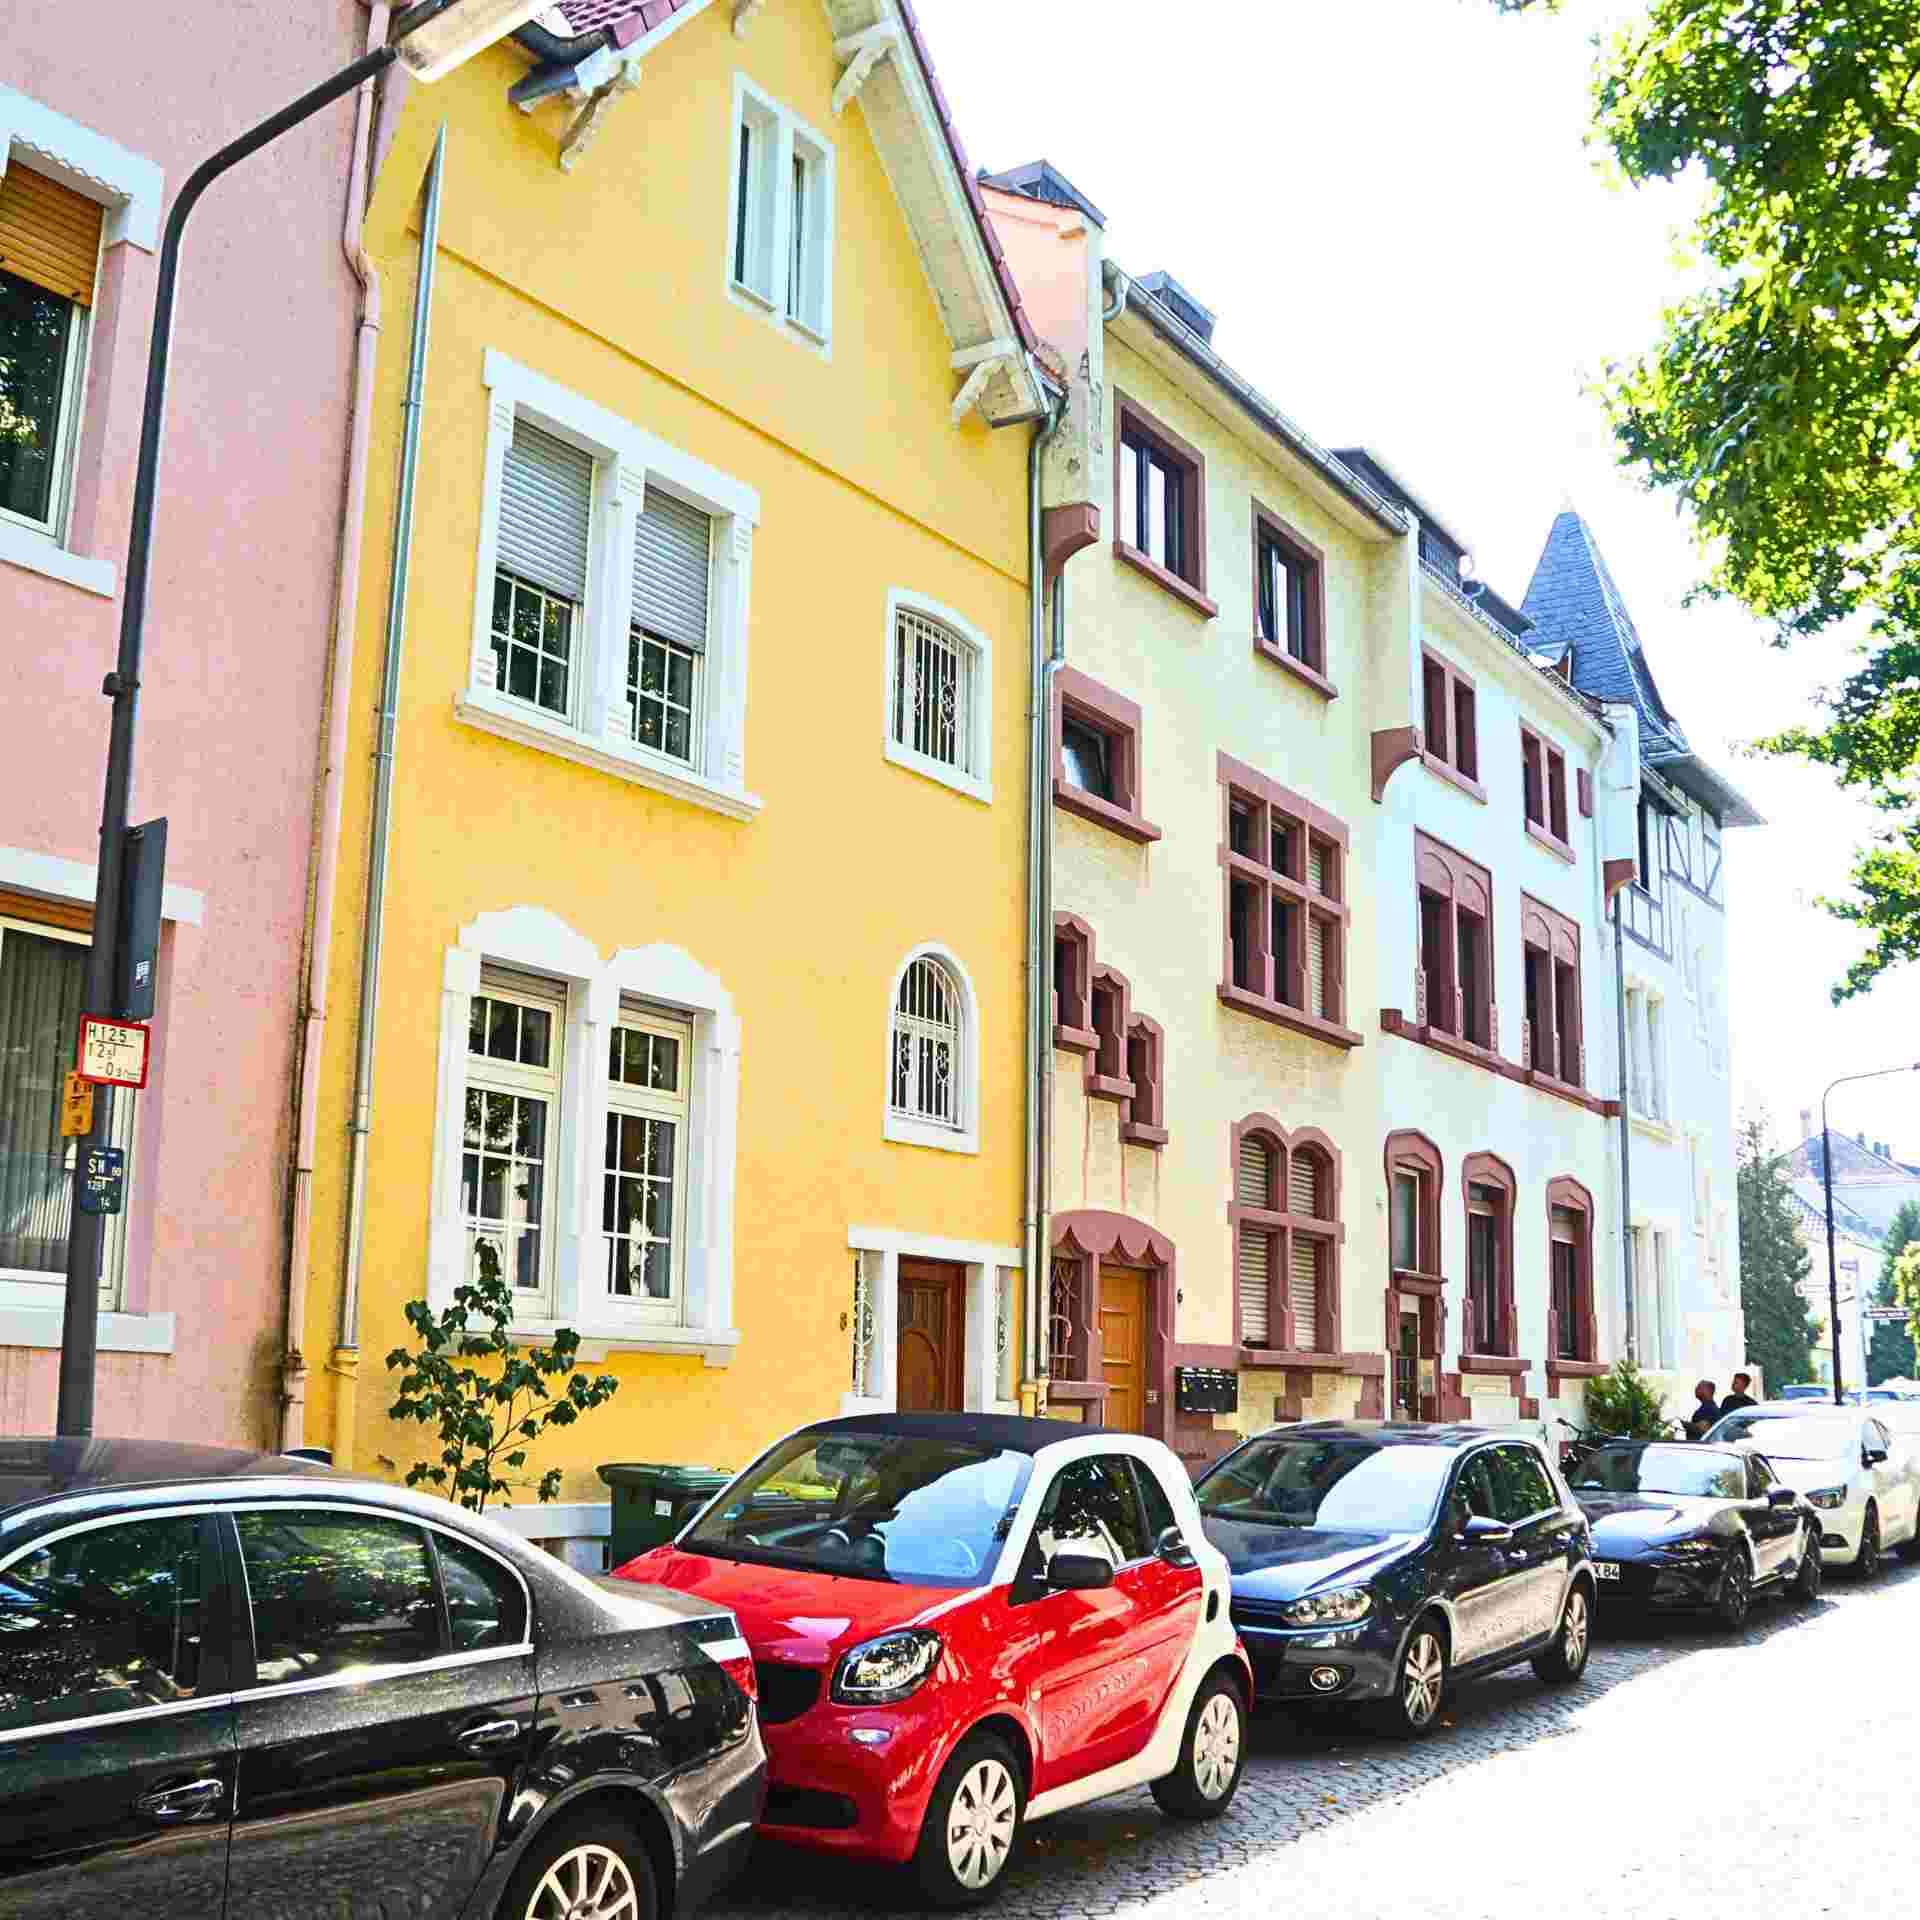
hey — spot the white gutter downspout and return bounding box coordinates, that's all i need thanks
[283,0,391,1452]
[333,123,446,1470]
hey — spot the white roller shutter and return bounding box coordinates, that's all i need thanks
[1289,1151,1320,1218]
[1238,1230,1270,1346]
[1307,843,1330,1016]
[632,486,712,652]
[1290,1237,1320,1352]
[1237,1135,1271,1208]
[498,421,592,603]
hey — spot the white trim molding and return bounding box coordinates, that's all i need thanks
[0,843,205,924]
[0,1308,175,1354]
[426,909,743,1365]
[882,588,994,804]
[725,73,837,356]
[882,941,982,1155]
[0,520,115,596]
[0,87,165,250]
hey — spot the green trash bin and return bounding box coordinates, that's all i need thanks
[598,1462,736,1570]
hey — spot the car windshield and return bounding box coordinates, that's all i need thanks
[1571,1445,1747,1498]
[1196,1436,1453,1534]
[1709,1413,1854,1460]
[681,1432,1032,1587]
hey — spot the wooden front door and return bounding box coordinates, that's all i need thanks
[1098,1265,1148,1433]
[896,1259,966,1411]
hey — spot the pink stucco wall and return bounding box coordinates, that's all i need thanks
[0,2,366,1441]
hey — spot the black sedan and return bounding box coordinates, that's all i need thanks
[1567,1440,1823,1627]
[0,1438,766,1920]
[1194,1422,1594,1737]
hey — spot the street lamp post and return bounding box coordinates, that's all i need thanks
[54,0,551,1437]
[1819,1061,1920,1408]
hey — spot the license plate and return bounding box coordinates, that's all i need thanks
[1594,1560,1620,1581]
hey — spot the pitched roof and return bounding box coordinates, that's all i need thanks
[554,0,699,41]
[1521,508,1763,826]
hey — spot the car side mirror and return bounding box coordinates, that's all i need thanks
[1766,1486,1796,1508]
[1864,1448,1889,1467]
[1154,1524,1197,1569]
[1047,1552,1116,1592]
[1459,1514,1514,1547]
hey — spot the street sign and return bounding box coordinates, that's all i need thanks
[59,1072,95,1138]
[117,817,167,1020]
[1866,1306,1910,1322]
[76,1015,150,1088]
[75,1146,124,1216]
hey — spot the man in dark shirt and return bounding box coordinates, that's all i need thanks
[1685,1381,1723,1440]
[1720,1372,1757,1414]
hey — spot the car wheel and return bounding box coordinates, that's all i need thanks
[500,1811,658,1920]
[913,1731,1026,1908]
[1375,1618,1447,1738]
[1151,1671,1247,1819]
[1715,1551,1752,1631]
[1532,1582,1592,1685]
[1854,1505,1883,1580]
[1793,1524,1824,1604]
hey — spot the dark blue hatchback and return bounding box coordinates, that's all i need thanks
[1194,1422,1595,1736]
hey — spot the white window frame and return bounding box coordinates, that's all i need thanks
[599,1005,693,1325]
[0,299,89,546]
[882,943,980,1156]
[427,907,741,1364]
[882,589,994,803]
[456,350,762,823]
[726,73,835,354]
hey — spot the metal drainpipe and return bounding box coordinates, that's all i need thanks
[1613,890,1636,1364]
[334,124,445,1469]
[1025,399,1065,1399]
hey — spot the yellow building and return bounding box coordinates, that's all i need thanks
[297,1,1054,1556]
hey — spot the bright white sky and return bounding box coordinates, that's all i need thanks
[917,0,1920,1163]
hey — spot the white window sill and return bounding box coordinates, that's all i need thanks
[507,1318,741,1368]
[884,739,992,806]
[0,521,115,597]
[884,1112,980,1156]
[455,691,762,822]
[840,1392,893,1416]
[1630,1112,1679,1145]
[725,280,832,357]
[0,1308,175,1354]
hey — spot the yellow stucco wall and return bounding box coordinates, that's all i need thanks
[301,15,1033,1501]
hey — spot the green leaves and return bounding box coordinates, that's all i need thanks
[1584,1359,1674,1438]
[1737,1115,1820,1388]
[384,1239,620,1514]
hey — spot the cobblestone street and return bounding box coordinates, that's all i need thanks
[713,1555,1919,1920]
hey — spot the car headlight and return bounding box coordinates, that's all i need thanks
[831,1628,943,1704]
[1280,1586,1373,1626]
[1807,1487,1847,1510]
[1657,1539,1722,1558]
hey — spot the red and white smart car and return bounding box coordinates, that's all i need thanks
[617,1412,1250,1906]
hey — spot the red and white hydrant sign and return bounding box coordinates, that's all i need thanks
[77,1015,151,1089]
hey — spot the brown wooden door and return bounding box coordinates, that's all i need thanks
[897,1259,966,1411]
[1098,1265,1147,1433]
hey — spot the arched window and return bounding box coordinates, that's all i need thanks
[1548,1176,1597,1364]
[1230,1119,1343,1357]
[886,593,992,800]
[1461,1151,1517,1359]
[885,948,978,1153]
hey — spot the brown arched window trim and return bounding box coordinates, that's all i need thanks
[1229,1115,1346,1362]
[1123,1015,1167,1145]
[1546,1175,1604,1381]
[1088,963,1135,1102]
[1048,1210,1177,1440]
[1053,912,1168,1150]
[1460,1151,1523,1370]
[1052,912,1096,1052]
[1383,1130,1444,1281]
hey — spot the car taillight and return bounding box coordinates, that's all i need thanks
[719,1653,758,1704]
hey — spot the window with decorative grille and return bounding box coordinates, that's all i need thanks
[891,606,980,778]
[889,956,964,1131]
[1048,1257,1082,1377]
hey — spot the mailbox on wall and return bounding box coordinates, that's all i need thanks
[1174,1367,1239,1415]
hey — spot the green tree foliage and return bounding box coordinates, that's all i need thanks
[386,1242,619,1512]
[1867,1198,1920,1381]
[1736,1116,1818,1388]
[1491,0,1920,998]
[1896,1243,1920,1355]
[1584,1357,1674,1438]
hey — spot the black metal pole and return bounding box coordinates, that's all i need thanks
[56,44,399,1437]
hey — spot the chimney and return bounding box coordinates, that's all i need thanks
[1136,270,1216,343]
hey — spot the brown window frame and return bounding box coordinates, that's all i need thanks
[1051,912,1168,1151]
[1123,1015,1167,1146]
[1251,501,1334,698]
[1420,649,1484,800]
[1052,665,1162,844]
[1217,752,1359,1049]
[1547,1176,1599,1369]
[1385,1130,1444,1281]
[1113,391,1216,618]
[1520,893,1584,1087]
[1229,1115,1345,1359]
[1520,724,1575,862]
[1461,1151,1518,1363]
[1414,830,1497,1056]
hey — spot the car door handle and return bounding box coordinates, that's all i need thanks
[133,1776,229,1824]
[457,1717,525,1753]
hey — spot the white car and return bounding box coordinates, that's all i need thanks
[1703,1402,1920,1575]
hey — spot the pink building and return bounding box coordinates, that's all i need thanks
[0,4,366,1440]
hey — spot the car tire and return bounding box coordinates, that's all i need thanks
[1151,1671,1247,1820]
[1793,1524,1823,1604]
[913,1730,1026,1909]
[1532,1581,1592,1686]
[1374,1617,1448,1739]
[1715,1550,1752,1631]
[497,1809,659,1920]
[1854,1505,1883,1580]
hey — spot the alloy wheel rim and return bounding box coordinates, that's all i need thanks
[946,1758,1018,1890]
[1562,1590,1589,1670]
[1726,1559,1750,1621]
[525,1844,639,1920]
[1863,1512,1880,1573]
[1802,1533,1822,1593]
[1403,1632,1444,1725]
[1192,1692,1241,1798]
